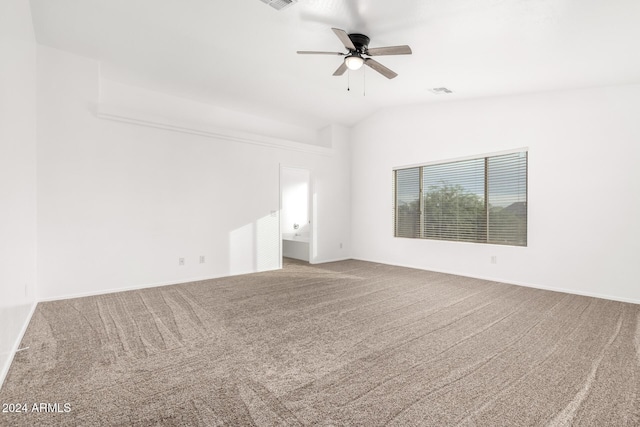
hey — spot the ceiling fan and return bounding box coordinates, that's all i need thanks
[297,28,412,79]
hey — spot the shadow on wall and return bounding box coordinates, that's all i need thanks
[229,212,280,275]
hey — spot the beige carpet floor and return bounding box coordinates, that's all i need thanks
[1,259,639,426]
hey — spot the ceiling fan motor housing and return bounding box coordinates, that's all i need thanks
[348,34,370,54]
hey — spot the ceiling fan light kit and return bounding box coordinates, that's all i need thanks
[345,55,364,70]
[298,28,411,80]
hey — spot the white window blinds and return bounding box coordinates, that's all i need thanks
[393,151,527,246]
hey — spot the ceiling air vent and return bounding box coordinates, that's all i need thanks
[429,87,453,95]
[260,0,298,11]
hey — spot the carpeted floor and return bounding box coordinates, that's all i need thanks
[1,259,639,426]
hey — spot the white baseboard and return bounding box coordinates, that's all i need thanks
[37,275,226,302]
[37,266,284,303]
[351,257,640,305]
[310,257,352,265]
[0,302,37,390]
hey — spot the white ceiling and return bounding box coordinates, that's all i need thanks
[29,0,640,129]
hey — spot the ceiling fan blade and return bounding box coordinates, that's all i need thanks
[297,51,345,55]
[333,61,348,76]
[367,45,412,56]
[364,58,398,79]
[331,28,356,51]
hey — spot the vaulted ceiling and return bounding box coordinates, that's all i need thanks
[29,0,640,130]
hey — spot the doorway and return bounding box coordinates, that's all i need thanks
[280,166,311,264]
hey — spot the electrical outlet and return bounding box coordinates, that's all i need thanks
[339,243,343,249]
[491,256,497,264]
[179,257,185,266]
[199,255,205,264]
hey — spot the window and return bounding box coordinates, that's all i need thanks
[393,151,527,246]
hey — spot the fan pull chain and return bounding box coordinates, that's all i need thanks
[347,69,350,91]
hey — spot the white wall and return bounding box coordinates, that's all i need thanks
[36,45,351,301]
[99,79,322,147]
[351,85,640,303]
[0,0,38,386]
[313,124,351,262]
